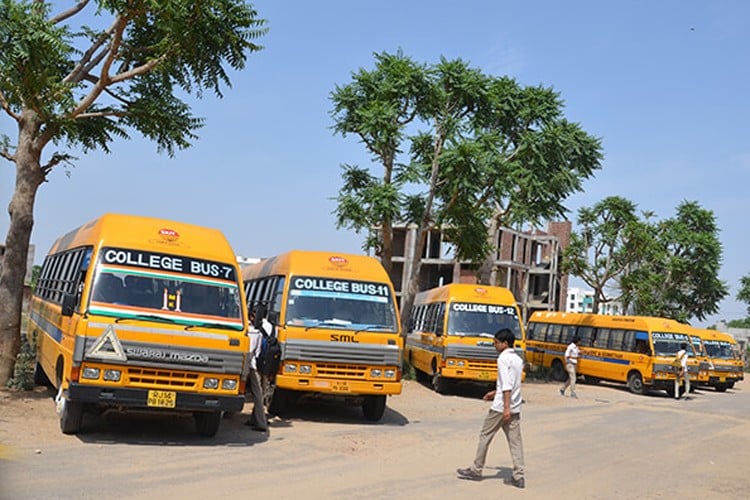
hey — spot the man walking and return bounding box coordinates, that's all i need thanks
[456,328,525,488]
[674,342,690,400]
[560,335,580,398]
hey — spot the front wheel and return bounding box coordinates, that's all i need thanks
[268,388,291,417]
[550,360,566,382]
[60,398,84,435]
[432,373,450,394]
[362,395,387,421]
[627,372,644,395]
[33,361,51,387]
[194,411,222,437]
[714,383,728,392]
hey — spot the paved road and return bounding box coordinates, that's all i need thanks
[1,379,749,499]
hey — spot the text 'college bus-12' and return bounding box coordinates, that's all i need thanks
[242,250,402,421]
[28,214,249,436]
[405,284,525,393]
[525,312,701,397]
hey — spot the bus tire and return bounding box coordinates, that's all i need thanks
[60,398,84,435]
[727,382,735,389]
[362,395,386,421]
[268,388,290,416]
[432,373,449,394]
[714,383,728,392]
[194,411,221,437]
[551,360,566,382]
[627,371,644,395]
[33,361,50,387]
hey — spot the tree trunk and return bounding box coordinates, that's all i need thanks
[0,115,45,386]
[478,213,500,285]
[381,219,393,276]
[399,226,429,332]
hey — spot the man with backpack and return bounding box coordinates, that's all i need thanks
[254,304,281,411]
[244,307,268,432]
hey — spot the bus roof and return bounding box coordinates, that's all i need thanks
[47,213,236,262]
[528,311,692,333]
[414,283,517,305]
[241,250,392,282]
[692,327,737,344]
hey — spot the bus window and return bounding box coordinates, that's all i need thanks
[577,326,595,347]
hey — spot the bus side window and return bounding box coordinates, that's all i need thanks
[577,326,594,347]
[435,303,445,336]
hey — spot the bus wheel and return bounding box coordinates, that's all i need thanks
[627,372,644,395]
[268,388,290,416]
[362,395,386,421]
[714,383,728,392]
[60,398,84,435]
[727,381,735,389]
[432,373,449,394]
[33,361,50,387]
[550,360,566,382]
[194,411,221,437]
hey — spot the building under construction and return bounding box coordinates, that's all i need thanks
[383,222,571,322]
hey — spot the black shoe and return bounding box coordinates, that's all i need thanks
[503,477,525,489]
[456,467,482,481]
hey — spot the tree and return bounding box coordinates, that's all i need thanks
[621,201,728,322]
[0,0,266,385]
[737,274,750,316]
[331,52,602,325]
[561,196,641,313]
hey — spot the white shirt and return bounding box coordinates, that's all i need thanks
[565,342,580,365]
[490,347,523,414]
[677,349,688,370]
[248,327,262,370]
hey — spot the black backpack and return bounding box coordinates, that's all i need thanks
[258,327,281,376]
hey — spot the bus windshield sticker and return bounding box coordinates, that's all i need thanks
[100,247,236,281]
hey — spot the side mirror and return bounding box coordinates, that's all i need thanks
[61,293,76,317]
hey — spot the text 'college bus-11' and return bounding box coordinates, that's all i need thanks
[405,284,525,393]
[242,250,402,421]
[28,214,249,436]
[526,312,701,397]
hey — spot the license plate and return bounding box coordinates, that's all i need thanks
[331,381,350,393]
[147,390,176,408]
[477,371,493,380]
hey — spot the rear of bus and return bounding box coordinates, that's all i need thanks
[28,214,249,436]
[243,251,402,421]
[699,329,744,391]
[405,284,524,393]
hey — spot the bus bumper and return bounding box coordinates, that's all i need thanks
[68,383,245,412]
[275,374,402,396]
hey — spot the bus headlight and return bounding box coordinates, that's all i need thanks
[385,369,396,378]
[370,369,382,377]
[456,360,465,367]
[82,367,100,380]
[299,365,312,374]
[103,369,121,382]
[222,379,237,390]
[446,360,456,366]
[284,363,297,373]
[203,377,219,389]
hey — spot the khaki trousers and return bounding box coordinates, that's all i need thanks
[247,368,268,429]
[562,362,577,396]
[471,409,525,481]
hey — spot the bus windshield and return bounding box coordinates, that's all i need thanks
[447,302,522,339]
[284,276,398,332]
[704,340,734,359]
[89,270,243,327]
[652,332,692,356]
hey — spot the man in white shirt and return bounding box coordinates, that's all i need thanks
[457,328,525,489]
[560,336,581,399]
[244,310,268,431]
[674,343,690,400]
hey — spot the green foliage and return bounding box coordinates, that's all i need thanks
[736,274,750,317]
[330,51,603,271]
[561,196,641,313]
[1,0,267,157]
[7,330,35,390]
[727,318,750,329]
[401,360,416,381]
[621,201,728,322]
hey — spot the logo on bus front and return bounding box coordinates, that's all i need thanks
[158,228,179,242]
[474,287,488,295]
[329,256,348,267]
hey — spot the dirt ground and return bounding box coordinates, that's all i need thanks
[1,378,750,499]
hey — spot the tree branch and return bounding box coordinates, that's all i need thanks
[64,18,118,84]
[50,0,89,24]
[0,90,20,121]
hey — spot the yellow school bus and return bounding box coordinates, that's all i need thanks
[687,329,711,388]
[526,312,699,396]
[27,214,249,436]
[404,284,524,393]
[242,250,402,421]
[695,328,745,391]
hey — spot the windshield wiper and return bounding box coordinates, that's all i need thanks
[185,322,242,331]
[115,314,179,325]
[354,325,393,334]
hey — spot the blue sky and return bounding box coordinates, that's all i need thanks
[2,1,749,326]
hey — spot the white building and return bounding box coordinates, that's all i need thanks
[565,287,622,315]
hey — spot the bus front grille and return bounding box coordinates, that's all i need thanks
[127,368,199,389]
